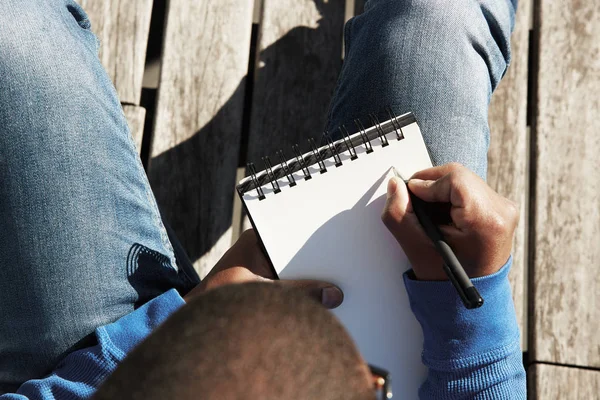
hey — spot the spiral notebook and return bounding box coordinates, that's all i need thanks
[237,112,432,397]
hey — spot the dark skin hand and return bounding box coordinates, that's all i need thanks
[187,162,517,305]
[381,163,519,281]
[184,229,344,308]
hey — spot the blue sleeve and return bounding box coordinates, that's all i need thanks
[403,257,526,399]
[1,289,185,400]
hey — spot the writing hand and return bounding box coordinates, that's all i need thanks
[381,163,519,280]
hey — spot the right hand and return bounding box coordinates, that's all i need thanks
[381,163,519,280]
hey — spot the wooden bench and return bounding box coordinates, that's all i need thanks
[79,0,600,397]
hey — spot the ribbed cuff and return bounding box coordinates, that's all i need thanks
[100,288,185,357]
[403,257,520,364]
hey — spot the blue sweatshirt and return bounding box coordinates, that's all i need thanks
[2,259,526,399]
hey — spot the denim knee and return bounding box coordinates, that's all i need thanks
[0,0,99,85]
[328,0,516,178]
[0,0,108,150]
[359,0,513,89]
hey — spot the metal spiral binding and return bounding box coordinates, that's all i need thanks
[277,149,296,187]
[244,108,412,200]
[293,144,312,180]
[324,131,343,167]
[308,137,327,173]
[369,113,389,147]
[262,156,281,194]
[248,162,265,200]
[354,119,373,153]
[387,107,404,140]
[339,125,358,160]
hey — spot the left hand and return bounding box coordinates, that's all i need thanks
[184,229,344,309]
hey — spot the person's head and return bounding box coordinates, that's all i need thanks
[94,282,375,400]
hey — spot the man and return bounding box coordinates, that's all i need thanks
[0,0,524,398]
[93,282,377,400]
[92,163,524,400]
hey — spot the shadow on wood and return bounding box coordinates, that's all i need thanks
[246,0,344,163]
[148,0,344,278]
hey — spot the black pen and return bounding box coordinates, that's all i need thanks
[392,167,484,309]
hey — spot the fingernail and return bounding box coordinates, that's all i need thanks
[321,286,343,308]
[386,178,398,199]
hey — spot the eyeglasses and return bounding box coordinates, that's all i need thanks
[369,364,392,399]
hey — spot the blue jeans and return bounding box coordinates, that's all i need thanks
[329,0,515,179]
[0,0,515,393]
[0,0,199,393]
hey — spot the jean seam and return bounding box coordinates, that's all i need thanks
[118,106,177,270]
[136,152,177,270]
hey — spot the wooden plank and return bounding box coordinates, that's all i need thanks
[253,0,263,23]
[345,0,354,25]
[231,167,247,242]
[148,0,253,279]
[532,0,600,366]
[487,0,531,349]
[77,0,153,105]
[123,105,146,155]
[246,0,345,164]
[529,364,600,399]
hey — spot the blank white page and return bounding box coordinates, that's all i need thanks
[241,120,432,398]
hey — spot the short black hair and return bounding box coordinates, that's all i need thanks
[94,282,374,400]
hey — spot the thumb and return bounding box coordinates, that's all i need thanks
[381,177,442,278]
[381,177,428,249]
[276,279,344,309]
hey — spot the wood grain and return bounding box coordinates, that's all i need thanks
[148,0,253,279]
[245,0,345,164]
[123,105,146,155]
[77,0,153,105]
[530,364,600,399]
[532,0,600,366]
[487,0,531,350]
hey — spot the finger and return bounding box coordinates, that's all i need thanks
[201,266,269,292]
[408,172,473,208]
[407,177,452,203]
[438,223,463,238]
[381,177,437,268]
[382,176,412,219]
[276,279,344,309]
[239,228,257,240]
[410,162,465,181]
